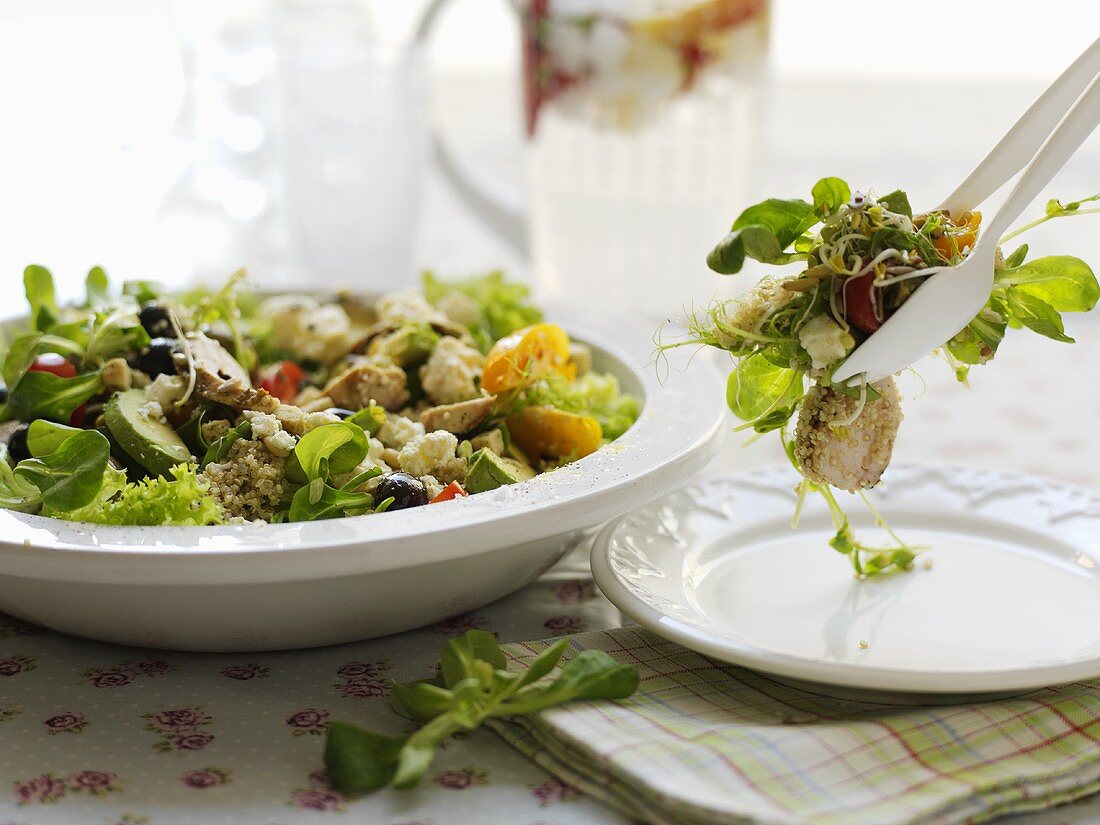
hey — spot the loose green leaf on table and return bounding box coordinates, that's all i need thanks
[323,630,639,794]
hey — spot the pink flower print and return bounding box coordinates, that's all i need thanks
[285,708,329,735]
[65,770,117,795]
[88,670,133,688]
[150,708,210,732]
[335,661,388,679]
[433,767,488,790]
[170,732,214,751]
[554,579,598,604]
[531,777,580,806]
[220,663,269,681]
[432,612,488,635]
[14,773,66,804]
[130,658,172,677]
[44,712,87,734]
[180,767,231,789]
[144,705,214,752]
[0,656,36,677]
[307,769,333,788]
[543,615,583,634]
[289,789,345,811]
[337,678,390,699]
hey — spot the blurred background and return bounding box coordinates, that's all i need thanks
[2,0,1098,480]
[3,0,1098,299]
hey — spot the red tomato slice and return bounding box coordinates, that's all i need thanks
[29,354,85,425]
[843,273,882,334]
[258,360,306,402]
[429,481,468,504]
[29,353,77,379]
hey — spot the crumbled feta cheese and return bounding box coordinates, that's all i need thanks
[376,414,425,449]
[242,410,298,457]
[398,431,460,479]
[376,290,445,326]
[798,314,855,371]
[262,295,352,364]
[303,410,341,432]
[263,428,297,458]
[419,337,484,405]
[243,411,280,439]
[421,475,445,499]
[144,374,186,408]
[138,400,166,424]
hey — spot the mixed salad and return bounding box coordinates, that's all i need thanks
[668,178,1100,575]
[0,269,639,526]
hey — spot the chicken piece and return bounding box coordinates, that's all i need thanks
[793,377,903,492]
[323,362,410,412]
[188,332,251,385]
[194,371,280,415]
[188,333,280,414]
[419,396,495,435]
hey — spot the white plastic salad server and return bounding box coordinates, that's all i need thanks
[833,36,1100,386]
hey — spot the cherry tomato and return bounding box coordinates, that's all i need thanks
[258,360,306,402]
[844,273,882,334]
[482,324,573,394]
[506,406,602,460]
[429,481,469,504]
[29,353,76,379]
[29,354,85,425]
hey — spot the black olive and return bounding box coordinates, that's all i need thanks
[139,304,175,338]
[0,385,7,404]
[7,424,30,462]
[137,338,180,378]
[329,408,355,420]
[375,472,428,510]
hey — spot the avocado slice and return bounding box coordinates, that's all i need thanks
[465,447,536,494]
[104,389,193,478]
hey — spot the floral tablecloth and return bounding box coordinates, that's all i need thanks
[3,320,1100,825]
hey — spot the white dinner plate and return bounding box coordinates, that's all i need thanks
[592,465,1100,695]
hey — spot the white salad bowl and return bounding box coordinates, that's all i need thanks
[0,307,727,651]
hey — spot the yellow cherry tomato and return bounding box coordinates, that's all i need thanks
[933,211,981,261]
[506,406,603,460]
[482,323,573,393]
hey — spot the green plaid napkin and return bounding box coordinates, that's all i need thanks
[492,627,1100,825]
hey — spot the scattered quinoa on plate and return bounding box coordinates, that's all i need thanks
[0,268,640,526]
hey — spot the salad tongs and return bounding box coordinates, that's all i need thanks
[833,35,1100,386]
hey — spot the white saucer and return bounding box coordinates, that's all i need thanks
[591,465,1100,695]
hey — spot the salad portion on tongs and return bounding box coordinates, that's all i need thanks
[666,177,1099,575]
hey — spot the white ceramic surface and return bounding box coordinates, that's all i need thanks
[593,465,1100,694]
[0,310,727,651]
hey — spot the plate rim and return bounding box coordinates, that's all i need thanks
[592,464,1100,694]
